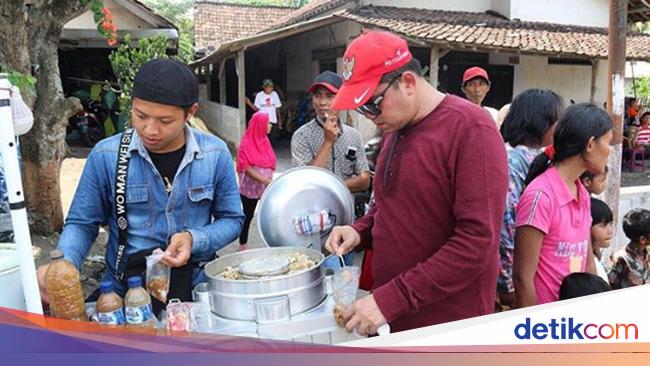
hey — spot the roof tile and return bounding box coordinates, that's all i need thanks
[337,5,650,59]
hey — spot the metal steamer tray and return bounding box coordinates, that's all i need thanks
[201,167,357,342]
[202,288,360,344]
[204,247,326,322]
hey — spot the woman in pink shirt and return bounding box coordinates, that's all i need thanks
[236,112,275,251]
[514,103,613,308]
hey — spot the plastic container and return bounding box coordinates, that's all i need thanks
[124,276,156,327]
[44,250,87,321]
[96,281,125,326]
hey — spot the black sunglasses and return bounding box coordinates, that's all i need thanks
[355,73,403,117]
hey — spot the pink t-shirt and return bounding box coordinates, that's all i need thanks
[515,166,591,304]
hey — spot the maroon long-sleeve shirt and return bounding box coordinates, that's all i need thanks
[353,95,508,332]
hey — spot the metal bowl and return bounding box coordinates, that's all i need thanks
[204,247,326,322]
[257,167,355,250]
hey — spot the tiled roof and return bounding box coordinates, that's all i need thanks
[336,5,650,60]
[265,0,352,31]
[194,1,295,50]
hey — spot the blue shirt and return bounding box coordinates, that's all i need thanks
[58,126,244,293]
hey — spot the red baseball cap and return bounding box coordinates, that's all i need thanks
[332,31,413,110]
[462,66,490,85]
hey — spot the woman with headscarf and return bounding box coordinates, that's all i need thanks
[236,112,276,251]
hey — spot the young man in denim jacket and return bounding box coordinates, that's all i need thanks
[36,59,244,300]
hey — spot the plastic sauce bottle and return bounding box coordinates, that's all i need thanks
[96,280,125,326]
[124,276,156,327]
[45,250,87,321]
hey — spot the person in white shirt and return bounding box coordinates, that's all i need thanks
[462,66,498,121]
[251,79,282,129]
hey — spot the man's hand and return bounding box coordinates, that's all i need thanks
[345,294,387,336]
[324,225,361,256]
[323,114,341,144]
[36,264,50,304]
[162,231,192,267]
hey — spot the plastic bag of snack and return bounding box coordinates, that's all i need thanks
[332,266,360,327]
[146,248,170,303]
[166,299,192,332]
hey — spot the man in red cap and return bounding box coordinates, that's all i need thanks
[325,31,508,334]
[462,66,498,121]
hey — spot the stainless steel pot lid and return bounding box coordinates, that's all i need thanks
[238,256,290,277]
[257,167,355,248]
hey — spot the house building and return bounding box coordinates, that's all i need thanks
[192,0,650,148]
[59,0,178,95]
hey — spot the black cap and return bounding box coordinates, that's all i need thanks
[308,71,342,94]
[132,58,198,107]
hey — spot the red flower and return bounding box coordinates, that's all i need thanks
[107,37,118,46]
[101,21,112,31]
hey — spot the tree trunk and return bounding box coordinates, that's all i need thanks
[0,1,87,234]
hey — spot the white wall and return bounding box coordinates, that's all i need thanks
[513,55,608,106]
[195,100,241,151]
[368,0,608,27]
[626,61,650,78]
[285,21,363,94]
[283,21,381,142]
[491,0,511,17]
[509,0,609,27]
[366,0,492,12]
[65,0,153,30]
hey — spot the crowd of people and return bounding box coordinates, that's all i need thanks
[29,30,650,337]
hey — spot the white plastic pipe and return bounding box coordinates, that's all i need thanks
[0,74,43,314]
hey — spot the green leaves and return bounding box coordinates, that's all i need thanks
[0,65,37,96]
[108,34,182,118]
[627,76,650,103]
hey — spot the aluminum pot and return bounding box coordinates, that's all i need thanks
[204,247,325,323]
[257,167,355,251]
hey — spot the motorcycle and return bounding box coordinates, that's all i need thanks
[67,102,105,147]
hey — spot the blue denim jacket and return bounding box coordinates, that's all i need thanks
[58,126,244,294]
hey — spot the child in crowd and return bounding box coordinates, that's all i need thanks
[633,112,650,155]
[514,103,613,308]
[608,208,650,289]
[580,166,608,195]
[559,272,611,300]
[590,198,614,282]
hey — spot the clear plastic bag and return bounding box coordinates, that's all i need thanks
[331,266,360,328]
[166,299,192,332]
[146,248,170,303]
[165,299,212,332]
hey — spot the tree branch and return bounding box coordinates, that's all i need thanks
[51,0,90,24]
